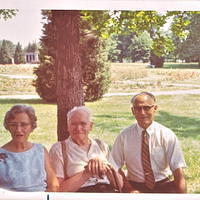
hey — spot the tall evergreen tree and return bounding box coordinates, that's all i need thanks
[33,11,56,102]
[26,43,32,53]
[14,42,25,64]
[25,42,38,53]
[80,31,110,101]
[0,40,15,58]
[0,40,12,64]
[80,12,111,102]
[30,43,38,52]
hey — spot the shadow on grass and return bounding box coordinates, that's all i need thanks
[157,111,200,139]
[95,111,200,140]
[164,63,200,69]
[0,98,56,105]
[93,113,133,133]
[93,112,134,122]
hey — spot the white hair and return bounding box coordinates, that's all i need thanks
[67,106,92,122]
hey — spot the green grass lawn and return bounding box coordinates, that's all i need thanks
[0,63,200,193]
[164,62,200,69]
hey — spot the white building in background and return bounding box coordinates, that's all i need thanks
[25,52,39,63]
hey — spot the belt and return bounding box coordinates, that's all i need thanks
[78,183,117,193]
[130,177,170,185]
[156,177,170,184]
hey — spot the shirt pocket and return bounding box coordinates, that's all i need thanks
[151,146,167,170]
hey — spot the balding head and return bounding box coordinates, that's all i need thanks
[131,92,156,105]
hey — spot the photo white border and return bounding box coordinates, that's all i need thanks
[0,191,200,200]
[0,0,200,11]
[0,0,200,199]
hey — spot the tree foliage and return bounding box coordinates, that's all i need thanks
[25,42,38,53]
[117,11,174,67]
[177,12,200,66]
[106,34,121,62]
[110,11,200,67]
[14,42,25,64]
[0,9,17,20]
[0,40,15,58]
[129,32,153,62]
[0,40,12,64]
[107,31,152,63]
[81,32,110,101]
[33,11,56,102]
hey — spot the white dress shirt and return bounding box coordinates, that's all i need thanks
[111,121,186,182]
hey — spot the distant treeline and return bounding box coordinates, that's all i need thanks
[0,40,38,64]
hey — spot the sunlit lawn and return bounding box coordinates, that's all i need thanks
[109,63,200,93]
[164,62,200,69]
[0,63,200,193]
[1,63,200,95]
[0,64,35,75]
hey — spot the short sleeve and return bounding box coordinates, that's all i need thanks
[111,133,125,169]
[165,133,187,171]
[49,142,65,179]
[107,149,120,171]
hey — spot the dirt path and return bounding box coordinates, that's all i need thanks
[0,89,200,99]
[0,74,34,79]
[104,89,200,97]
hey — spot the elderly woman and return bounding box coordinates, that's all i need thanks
[49,106,123,192]
[0,104,59,192]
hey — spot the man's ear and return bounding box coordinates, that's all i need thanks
[131,107,135,115]
[154,105,158,111]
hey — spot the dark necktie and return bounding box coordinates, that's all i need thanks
[141,130,155,189]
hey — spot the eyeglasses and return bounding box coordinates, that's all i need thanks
[133,105,155,112]
[8,122,31,129]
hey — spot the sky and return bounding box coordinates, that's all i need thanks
[0,9,43,48]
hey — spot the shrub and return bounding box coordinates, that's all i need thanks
[81,32,110,101]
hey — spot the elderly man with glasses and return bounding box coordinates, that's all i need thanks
[111,92,187,193]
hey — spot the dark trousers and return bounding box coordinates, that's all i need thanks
[129,178,177,193]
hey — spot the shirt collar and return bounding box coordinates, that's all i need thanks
[68,136,93,146]
[136,121,155,136]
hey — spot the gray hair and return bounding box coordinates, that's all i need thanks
[4,104,37,130]
[67,106,92,122]
[130,92,156,104]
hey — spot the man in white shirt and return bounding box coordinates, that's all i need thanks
[111,92,187,193]
[49,106,122,192]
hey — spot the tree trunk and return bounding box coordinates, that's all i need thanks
[52,10,84,141]
[150,51,165,68]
